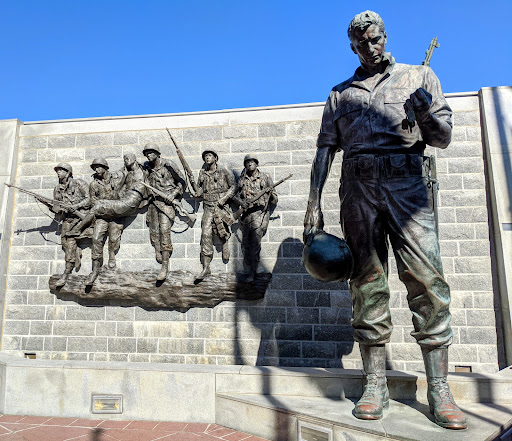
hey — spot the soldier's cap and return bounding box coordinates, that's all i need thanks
[143,143,161,156]
[243,154,259,165]
[202,149,218,161]
[54,162,73,174]
[90,157,109,170]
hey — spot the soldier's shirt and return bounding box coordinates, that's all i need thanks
[237,169,274,208]
[53,178,89,206]
[317,53,452,159]
[89,171,124,204]
[198,165,235,202]
[145,159,184,195]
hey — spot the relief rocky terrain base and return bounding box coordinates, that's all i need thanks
[49,268,271,309]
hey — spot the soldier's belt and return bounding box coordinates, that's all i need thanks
[342,154,431,180]
[203,192,224,202]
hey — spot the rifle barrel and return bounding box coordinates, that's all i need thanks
[166,128,200,195]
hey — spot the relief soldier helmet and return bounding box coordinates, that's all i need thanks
[302,231,354,282]
[243,154,259,165]
[202,149,218,161]
[90,157,109,170]
[142,143,161,156]
[54,162,73,175]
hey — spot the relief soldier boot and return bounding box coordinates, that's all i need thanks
[55,262,74,288]
[422,347,467,429]
[85,259,101,286]
[354,344,389,420]
[196,255,212,281]
[156,251,170,282]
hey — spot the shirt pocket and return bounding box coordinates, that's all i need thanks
[383,89,416,125]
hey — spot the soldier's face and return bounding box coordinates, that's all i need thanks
[245,160,257,172]
[145,151,158,162]
[93,165,107,176]
[204,153,216,164]
[350,24,387,71]
[55,168,70,180]
[124,155,136,168]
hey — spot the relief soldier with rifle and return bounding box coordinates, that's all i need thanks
[233,155,278,282]
[303,10,466,430]
[143,143,186,282]
[32,162,91,287]
[51,163,90,287]
[194,149,235,281]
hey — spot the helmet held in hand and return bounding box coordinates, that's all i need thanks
[302,231,353,282]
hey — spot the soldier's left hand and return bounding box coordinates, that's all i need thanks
[408,88,433,118]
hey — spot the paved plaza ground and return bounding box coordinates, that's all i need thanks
[0,415,269,441]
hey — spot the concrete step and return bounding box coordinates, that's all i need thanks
[216,366,512,404]
[216,393,512,441]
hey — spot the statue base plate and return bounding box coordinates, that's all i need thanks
[49,269,271,310]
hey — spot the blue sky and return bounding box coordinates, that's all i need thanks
[1,0,510,121]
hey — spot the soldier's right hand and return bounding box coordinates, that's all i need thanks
[303,205,324,246]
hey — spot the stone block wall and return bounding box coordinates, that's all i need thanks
[1,95,503,373]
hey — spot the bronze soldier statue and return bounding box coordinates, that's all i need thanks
[85,157,125,285]
[195,149,235,281]
[66,153,146,241]
[303,11,466,429]
[51,163,90,287]
[143,143,185,282]
[234,154,277,282]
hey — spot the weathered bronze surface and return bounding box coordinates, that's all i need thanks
[234,155,278,282]
[143,144,186,282]
[303,10,466,429]
[84,158,126,285]
[49,270,271,309]
[52,163,91,287]
[194,150,236,281]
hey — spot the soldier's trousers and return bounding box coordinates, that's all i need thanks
[340,154,452,349]
[200,205,230,257]
[241,209,270,268]
[61,218,80,263]
[147,204,175,254]
[91,218,124,261]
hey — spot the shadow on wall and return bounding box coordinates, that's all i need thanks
[230,236,355,441]
[231,236,354,368]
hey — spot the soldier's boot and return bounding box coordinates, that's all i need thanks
[108,249,116,269]
[196,255,212,281]
[55,262,74,288]
[85,259,101,286]
[422,347,467,430]
[222,242,230,262]
[354,344,389,420]
[156,251,170,282]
